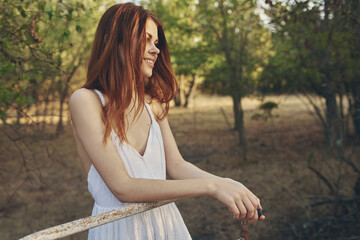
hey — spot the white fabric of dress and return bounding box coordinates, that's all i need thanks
[87,90,191,240]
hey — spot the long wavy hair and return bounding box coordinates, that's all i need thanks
[83,3,177,144]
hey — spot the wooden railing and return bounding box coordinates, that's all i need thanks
[20,201,172,240]
[20,200,250,240]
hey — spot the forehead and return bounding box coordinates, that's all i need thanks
[145,19,158,37]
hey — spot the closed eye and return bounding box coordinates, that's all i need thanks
[146,33,159,47]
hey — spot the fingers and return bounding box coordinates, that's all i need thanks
[248,206,260,224]
[248,192,260,209]
[227,201,240,219]
[244,189,264,223]
[227,198,248,220]
[248,211,258,224]
[235,200,247,219]
[219,178,265,223]
[234,194,264,223]
[230,197,255,220]
[242,197,255,219]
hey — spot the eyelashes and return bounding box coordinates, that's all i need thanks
[146,37,159,47]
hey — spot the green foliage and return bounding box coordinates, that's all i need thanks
[146,0,207,76]
[260,0,360,142]
[145,0,272,96]
[0,0,103,124]
[261,0,360,96]
[197,0,272,96]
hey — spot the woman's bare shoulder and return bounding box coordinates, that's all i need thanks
[70,88,102,106]
[69,88,102,114]
[70,88,96,102]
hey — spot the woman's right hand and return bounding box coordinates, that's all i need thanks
[209,178,265,223]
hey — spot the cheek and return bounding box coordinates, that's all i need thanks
[144,43,150,53]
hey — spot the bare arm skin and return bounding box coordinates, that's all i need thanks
[70,88,264,223]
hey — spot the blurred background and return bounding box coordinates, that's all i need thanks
[1,0,359,239]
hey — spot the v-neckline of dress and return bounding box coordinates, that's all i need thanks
[113,101,153,159]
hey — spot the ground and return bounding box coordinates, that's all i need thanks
[0,94,358,239]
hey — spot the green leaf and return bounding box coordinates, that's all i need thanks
[47,10,53,20]
[75,25,82,33]
[6,91,14,101]
[16,95,26,106]
[20,9,27,18]
[37,2,46,11]
[8,63,15,73]
[61,29,70,41]
[27,96,34,105]
[57,55,62,66]
[55,9,64,16]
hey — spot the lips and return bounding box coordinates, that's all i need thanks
[144,58,155,67]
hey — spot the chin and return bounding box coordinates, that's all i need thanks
[143,72,153,78]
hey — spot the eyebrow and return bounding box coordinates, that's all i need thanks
[146,32,158,43]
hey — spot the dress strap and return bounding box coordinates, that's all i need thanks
[94,89,106,107]
[144,101,156,123]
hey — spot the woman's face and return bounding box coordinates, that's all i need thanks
[141,19,160,78]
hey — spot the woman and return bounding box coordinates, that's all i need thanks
[69,3,264,239]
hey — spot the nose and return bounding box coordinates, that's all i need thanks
[149,42,160,55]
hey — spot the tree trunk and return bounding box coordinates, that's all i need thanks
[324,91,339,147]
[16,108,21,124]
[232,92,247,161]
[35,100,40,122]
[56,64,79,136]
[174,90,181,107]
[174,74,186,107]
[184,74,199,108]
[238,95,247,161]
[232,94,240,131]
[174,74,181,107]
[56,97,64,136]
[42,96,49,132]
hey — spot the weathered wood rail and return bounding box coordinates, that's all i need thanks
[20,200,250,240]
[20,201,172,240]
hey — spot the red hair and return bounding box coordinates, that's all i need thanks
[83,3,177,144]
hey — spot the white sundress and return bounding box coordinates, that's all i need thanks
[87,90,192,240]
